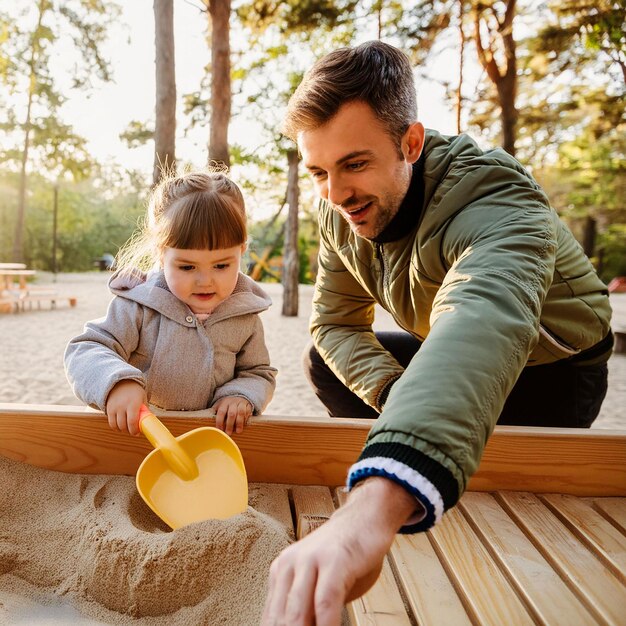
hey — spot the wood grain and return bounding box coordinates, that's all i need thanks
[428,506,535,625]
[542,493,626,585]
[292,485,335,539]
[1,404,625,495]
[460,492,597,625]
[498,491,626,625]
[389,532,472,626]
[591,498,626,534]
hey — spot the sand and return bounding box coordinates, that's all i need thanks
[0,456,291,625]
[0,272,625,624]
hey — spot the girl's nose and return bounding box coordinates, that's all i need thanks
[196,271,212,286]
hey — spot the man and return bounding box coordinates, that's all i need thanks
[262,41,613,625]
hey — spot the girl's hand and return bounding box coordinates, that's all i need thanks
[105,380,146,435]
[211,396,253,435]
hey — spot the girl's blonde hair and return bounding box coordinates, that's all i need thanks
[116,171,247,273]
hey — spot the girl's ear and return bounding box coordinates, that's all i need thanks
[241,242,248,254]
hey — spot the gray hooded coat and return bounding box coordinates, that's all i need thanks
[64,269,277,414]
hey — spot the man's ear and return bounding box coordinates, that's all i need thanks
[402,122,425,164]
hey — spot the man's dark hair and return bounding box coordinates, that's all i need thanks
[282,41,417,147]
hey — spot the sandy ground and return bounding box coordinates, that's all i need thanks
[0,271,625,429]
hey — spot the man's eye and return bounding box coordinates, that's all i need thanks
[347,161,365,171]
[310,170,327,179]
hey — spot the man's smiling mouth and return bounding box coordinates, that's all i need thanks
[345,201,372,218]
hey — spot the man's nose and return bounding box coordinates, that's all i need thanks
[324,175,352,208]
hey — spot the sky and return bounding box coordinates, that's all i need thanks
[59,1,460,176]
[61,1,211,173]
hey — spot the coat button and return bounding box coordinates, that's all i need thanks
[186,315,194,323]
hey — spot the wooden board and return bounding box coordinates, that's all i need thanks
[292,485,336,539]
[590,497,626,534]
[287,487,626,625]
[459,492,597,625]
[1,404,625,496]
[498,491,626,624]
[303,487,626,626]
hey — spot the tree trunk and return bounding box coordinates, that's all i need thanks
[52,182,58,275]
[582,215,597,259]
[13,0,46,262]
[208,0,231,167]
[153,0,176,185]
[456,0,466,134]
[497,72,517,156]
[282,150,300,317]
[473,0,518,156]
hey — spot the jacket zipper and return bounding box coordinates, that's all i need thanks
[374,243,390,303]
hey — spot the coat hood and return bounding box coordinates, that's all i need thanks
[107,268,271,325]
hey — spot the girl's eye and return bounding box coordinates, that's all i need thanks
[214,263,229,270]
[179,265,194,271]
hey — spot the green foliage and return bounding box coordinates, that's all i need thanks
[0,1,121,260]
[296,214,321,284]
[596,224,626,283]
[120,120,155,149]
[513,1,625,161]
[237,0,358,34]
[246,214,319,284]
[529,1,625,78]
[0,169,147,271]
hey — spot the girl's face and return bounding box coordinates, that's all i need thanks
[162,245,245,314]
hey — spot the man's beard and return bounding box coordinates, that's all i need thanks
[337,193,401,240]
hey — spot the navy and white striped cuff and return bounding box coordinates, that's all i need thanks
[348,457,444,533]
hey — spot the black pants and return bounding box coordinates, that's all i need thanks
[302,331,609,428]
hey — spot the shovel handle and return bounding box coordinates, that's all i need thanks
[139,406,199,481]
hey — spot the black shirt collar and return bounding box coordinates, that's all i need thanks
[372,154,425,244]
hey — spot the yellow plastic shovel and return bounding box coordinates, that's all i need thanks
[136,405,248,529]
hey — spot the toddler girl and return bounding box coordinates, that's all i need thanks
[65,171,277,436]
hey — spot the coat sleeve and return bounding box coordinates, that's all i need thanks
[211,315,277,414]
[350,184,558,533]
[309,224,405,411]
[64,297,146,411]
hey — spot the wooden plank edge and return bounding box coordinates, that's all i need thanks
[1,403,625,495]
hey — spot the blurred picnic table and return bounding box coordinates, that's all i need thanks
[0,264,76,313]
[0,263,37,293]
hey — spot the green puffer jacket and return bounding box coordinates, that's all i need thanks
[311,130,612,532]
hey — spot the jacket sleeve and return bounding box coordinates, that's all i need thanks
[211,315,277,414]
[310,227,405,411]
[349,190,558,533]
[64,297,146,411]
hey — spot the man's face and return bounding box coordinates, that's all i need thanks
[298,101,422,240]
[162,245,244,314]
